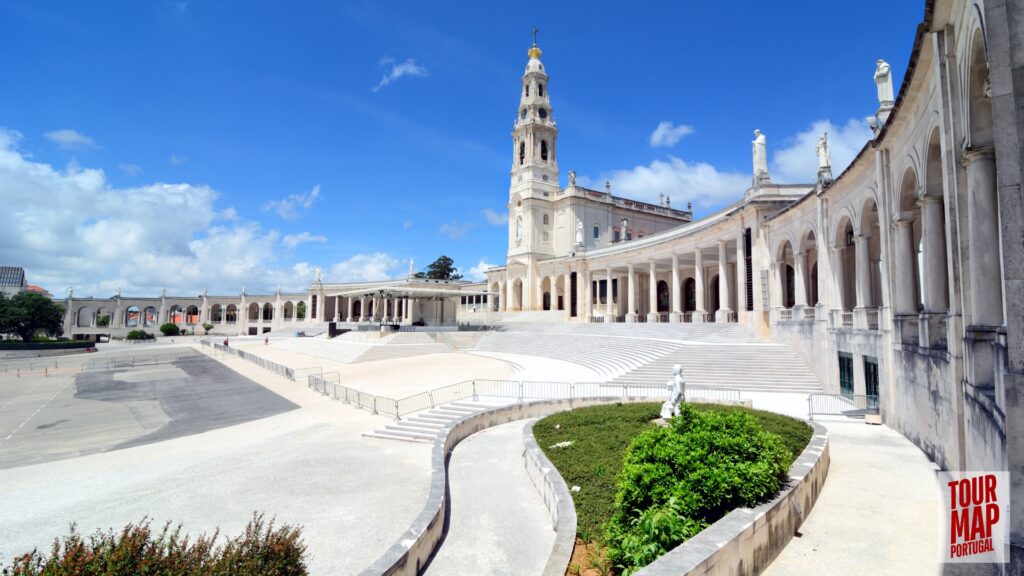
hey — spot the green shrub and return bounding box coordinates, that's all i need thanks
[159,322,181,336]
[125,330,154,340]
[606,404,792,574]
[202,322,214,334]
[1,513,307,576]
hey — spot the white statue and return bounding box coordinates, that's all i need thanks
[66,287,73,299]
[314,266,322,284]
[752,129,768,178]
[202,287,207,298]
[116,287,121,298]
[160,287,166,298]
[568,170,576,187]
[516,216,523,241]
[874,59,894,106]
[575,218,583,245]
[660,364,686,419]
[816,132,831,169]
[408,258,414,279]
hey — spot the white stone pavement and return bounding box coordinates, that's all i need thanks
[424,419,554,576]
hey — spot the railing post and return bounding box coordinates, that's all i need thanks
[428,391,435,408]
[518,381,523,404]
[472,380,479,401]
[808,395,814,420]
[395,399,401,421]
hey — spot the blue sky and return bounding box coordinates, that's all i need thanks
[0,1,922,296]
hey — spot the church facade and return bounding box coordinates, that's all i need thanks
[485,0,1024,560]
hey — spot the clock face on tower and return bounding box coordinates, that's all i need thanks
[538,108,548,119]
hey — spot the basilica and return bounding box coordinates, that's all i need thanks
[57,0,1024,563]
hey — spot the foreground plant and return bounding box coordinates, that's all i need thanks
[2,513,307,576]
[606,404,792,574]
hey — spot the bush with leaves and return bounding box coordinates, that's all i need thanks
[159,322,181,336]
[125,330,154,340]
[202,322,214,334]
[606,404,792,574]
[1,513,306,576]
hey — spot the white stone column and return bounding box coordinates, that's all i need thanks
[334,295,340,322]
[716,240,732,321]
[360,297,367,321]
[563,273,572,320]
[735,230,746,318]
[794,251,808,307]
[964,148,1003,326]
[583,269,593,321]
[626,263,637,322]
[892,219,916,314]
[605,267,613,320]
[671,255,681,322]
[831,248,847,311]
[694,248,706,321]
[854,234,870,308]
[920,196,948,312]
[346,297,354,322]
[647,260,658,322]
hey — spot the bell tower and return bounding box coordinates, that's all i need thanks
[508,28,558,260]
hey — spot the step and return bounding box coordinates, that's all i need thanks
[361,431,432,443]
[396,420,445,431]
[380,427,437,440]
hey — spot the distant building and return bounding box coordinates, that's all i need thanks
[0,267,26,297]
[25,284,52,298]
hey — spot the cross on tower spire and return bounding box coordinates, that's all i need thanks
[532,26,539,46]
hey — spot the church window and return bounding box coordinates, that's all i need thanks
[538,108,548,119]
[519,141,525,165]
[541,140,548,161]
[543,214,549,225]
[525,84,529,97]
[520,108,527,119]
[593,225,600,239]
[539,83,544,97]
[613,229,621,243]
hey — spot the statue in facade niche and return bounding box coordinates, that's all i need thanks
[660,364,686,419]
[874,59,894,106]
[568,170,576,187]
[816,132,831,169]
[575,218,583,246]
[315,267,322,284]
[752,129,768,178]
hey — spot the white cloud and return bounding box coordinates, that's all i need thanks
[170,154,188,165]
[583,157,750,211]
[771,118,873,183]
[403,220,413,229]
[649,121,694,147]
[328,252,399,282]
[439,220,472,239]
[465,260,497,282]
[118,163,142,176]
[44,129,98,150]
[482,208,507,225]
[0,126,343,295]
[282,231,327,250]
[373,57,428,92]
[262,184,321,220]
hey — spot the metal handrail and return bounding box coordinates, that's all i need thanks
[807,393,879,420]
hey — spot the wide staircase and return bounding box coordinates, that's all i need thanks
[468,331,684,379]
[608,342,822,393]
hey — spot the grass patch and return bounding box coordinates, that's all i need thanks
[533,402,662,542]
[533,402,812,546]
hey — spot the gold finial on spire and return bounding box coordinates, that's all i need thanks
[528,26,542,59]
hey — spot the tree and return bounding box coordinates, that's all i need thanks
[97,315,111,327]
[417,256,463,280]
[202,322,214,334]
[296,301,306,320]
[1,292,64,342]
